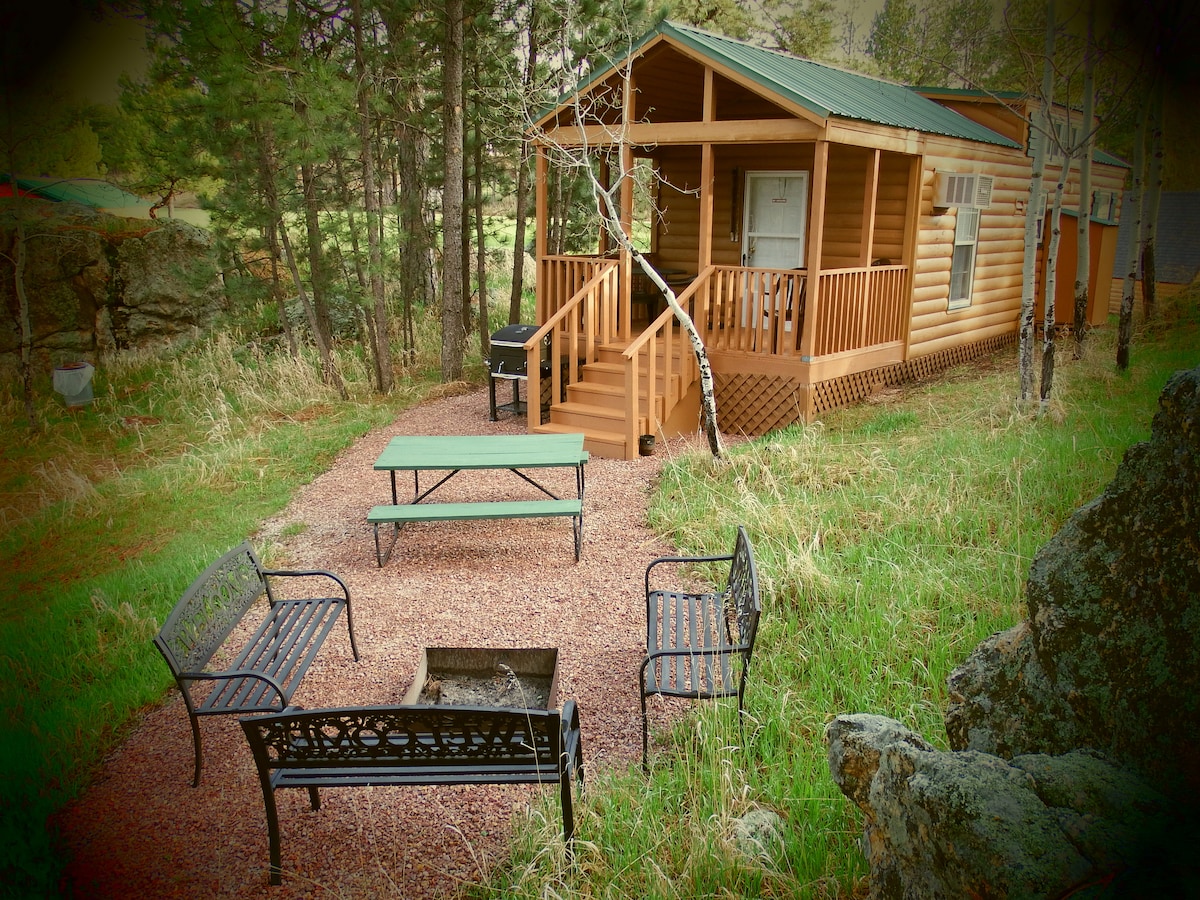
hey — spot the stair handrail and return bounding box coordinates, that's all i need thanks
[620,267,710,453]
[523,259,620,432]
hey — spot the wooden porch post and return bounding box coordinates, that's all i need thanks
[535,146,548,323]
[799,140,828,364]
[699,68,715,273]
[859,148,881,348]
[860,149,880,266]
[620,144,635,338]
[619,70,637,339]
[900,154,923,356]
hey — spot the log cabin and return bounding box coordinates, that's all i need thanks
[519,21,1128,459]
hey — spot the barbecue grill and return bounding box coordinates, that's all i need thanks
[488,324,550,420]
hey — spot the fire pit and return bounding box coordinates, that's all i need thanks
[402,647,559,710]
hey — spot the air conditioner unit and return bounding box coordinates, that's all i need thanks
[934,171,994,210]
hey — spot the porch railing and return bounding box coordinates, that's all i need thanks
[695,264,909,359]
[530,256,911,441]
[811,265,909,358]
[621,281,702,451]
[538,255,631,337]
[524,258,621,431]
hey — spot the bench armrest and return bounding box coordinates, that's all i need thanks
[176,668,289,706]
[645,552,734,597]
[259,567,351,603]
[560,699,584,781]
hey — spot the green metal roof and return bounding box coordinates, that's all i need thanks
[605,21,1018,149]
[9,176,146,209]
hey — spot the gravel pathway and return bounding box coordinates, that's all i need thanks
[59,386,710,899]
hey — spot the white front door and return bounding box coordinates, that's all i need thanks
[741,171,809,336]
[742,171,809,269]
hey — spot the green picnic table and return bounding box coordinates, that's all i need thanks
[368,433,589,566]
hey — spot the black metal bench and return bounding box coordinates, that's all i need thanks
[639,525,761,770]
[240,703,585,884]
[153,541,360,786]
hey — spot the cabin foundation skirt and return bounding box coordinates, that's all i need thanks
[714,333,1016,434]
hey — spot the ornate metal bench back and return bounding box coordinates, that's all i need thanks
[247,706,563,772]
[725,526,761,658]
[155,542,266,674]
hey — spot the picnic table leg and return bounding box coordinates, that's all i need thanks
[374,521,400,568]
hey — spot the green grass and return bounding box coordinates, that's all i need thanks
[469,291,1200,898]
[0,329,444,897]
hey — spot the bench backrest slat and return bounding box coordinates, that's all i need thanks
[243,706,564,774]
[725,526,761,651]
[155,542,266,674]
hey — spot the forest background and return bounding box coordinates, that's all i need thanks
[4,0,1199,407]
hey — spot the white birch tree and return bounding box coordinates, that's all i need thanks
[1071,0,1095,359]
[1018,0,1055,401]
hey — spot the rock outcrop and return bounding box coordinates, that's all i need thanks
[827,366,1200,898]
[1,215,222,370]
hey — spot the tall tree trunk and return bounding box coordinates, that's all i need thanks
[259,126,346,397]
[279,219,347,399]
[265,222,298,357]
[1141,81,1164,323]
[12,215,37,429]
[441,0,466,382]
[390,161,415,362]
[1117,102,1147,371]
[508,3,539,325]
[1019,0,1054,401]
[352,0,394,393]
[1072,0,1095,359]
[300,161,335,345]
[474,107,489,357]
[1041,178,1066,405]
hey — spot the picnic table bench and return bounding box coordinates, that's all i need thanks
[369,433,588,566]
[153,542,360,786]
[639,525,761,770]
[241,702,585,884]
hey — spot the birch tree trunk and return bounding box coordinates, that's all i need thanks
[1072,0,1095,359]
[1041,178,1066,405]
[1019,0,1054,401]
[1141,82,1164,323]
[590,171,724,459]
[1117,103,1147,371]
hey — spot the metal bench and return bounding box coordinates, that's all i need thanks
[639,525,761,771]
[240,703,585,885]
[153,542,360,786]
[367,498,584,565]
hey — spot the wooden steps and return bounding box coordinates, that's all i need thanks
[532,337,688,460]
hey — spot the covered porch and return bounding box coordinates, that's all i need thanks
[523,134,918,457]
[516,23,954,458]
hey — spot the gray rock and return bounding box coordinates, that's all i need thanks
[946,366,1200,794]
[827,716,1179,899]
[730,807,784,861]
[830,368,1200,897]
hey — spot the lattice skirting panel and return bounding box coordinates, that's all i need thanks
[715,333,1016,436]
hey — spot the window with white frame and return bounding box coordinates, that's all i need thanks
[1092,189,1117,224]
[949,208,979,310]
